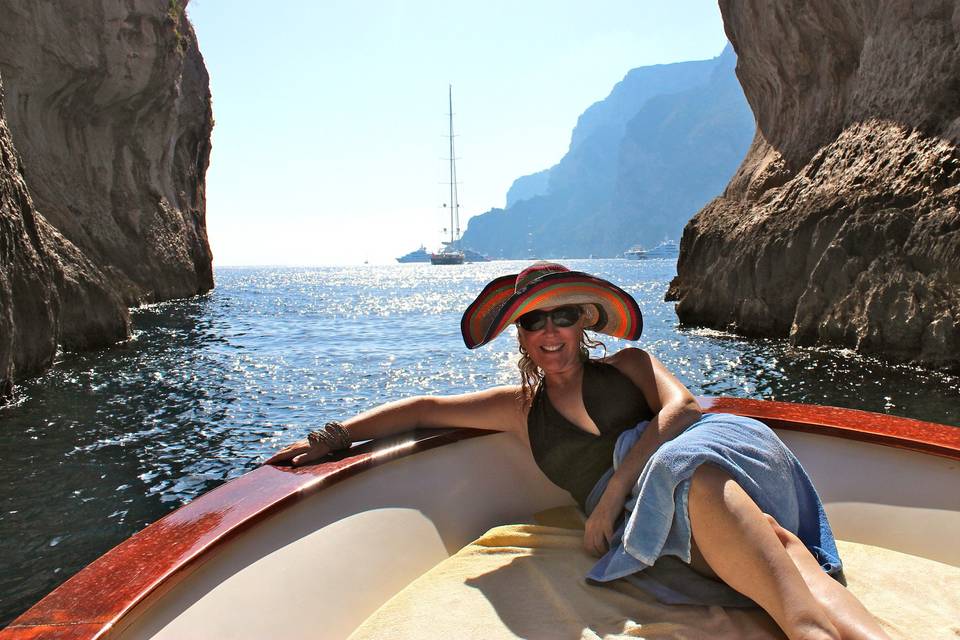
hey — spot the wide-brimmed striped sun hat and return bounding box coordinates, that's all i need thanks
[461,262,643,349]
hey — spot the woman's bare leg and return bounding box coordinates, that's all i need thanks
[687,464,839,640]
[765,516,890,640]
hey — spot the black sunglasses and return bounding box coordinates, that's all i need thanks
[516,305,582,331]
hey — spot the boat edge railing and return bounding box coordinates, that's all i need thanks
[1,398,957,639]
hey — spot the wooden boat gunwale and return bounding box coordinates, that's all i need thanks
[2,397,958,639]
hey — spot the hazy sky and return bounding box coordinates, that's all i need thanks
[187,1,728,266]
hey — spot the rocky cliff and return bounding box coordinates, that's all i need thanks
[667,0,960,371]
[0,0,213,397]
[0,75,57,398]
[462,46,754,258]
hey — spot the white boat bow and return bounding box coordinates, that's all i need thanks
[3,397,958,639]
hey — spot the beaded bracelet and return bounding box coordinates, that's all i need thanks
[307,421,352,451]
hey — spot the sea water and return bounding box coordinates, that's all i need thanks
[1,259,958,625]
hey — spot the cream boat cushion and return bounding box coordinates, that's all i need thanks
[349,512,960,639]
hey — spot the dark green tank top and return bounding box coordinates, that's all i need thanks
[527,359,654,508]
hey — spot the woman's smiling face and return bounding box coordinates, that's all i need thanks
[517,305,585,375]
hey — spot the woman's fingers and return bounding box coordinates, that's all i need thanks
[583,505,617,556]
[592,533,608,556]
[291,452,309,466]
[264,439,311,466]
[588,537,600,556]
[264,448,303,465]
[290,442,332,467]
[265,436,334,467]
[291,448,322,466]
[596,528,610,555]
[583,522,611,557]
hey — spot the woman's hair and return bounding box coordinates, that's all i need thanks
[517,325,606,406]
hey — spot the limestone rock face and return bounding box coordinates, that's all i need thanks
[0,75,58,398]
[667,0,960,371]
[0,0,213,305]
[462,47,755,259]
[0,74,131,399]
[0,0,212,395]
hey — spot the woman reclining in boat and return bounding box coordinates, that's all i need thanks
[267,261,889,640]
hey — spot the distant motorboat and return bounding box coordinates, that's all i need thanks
[625,239,679,260]
[647,239,680,258]
[396,245,431,263]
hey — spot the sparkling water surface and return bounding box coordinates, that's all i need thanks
[1,260,958,626]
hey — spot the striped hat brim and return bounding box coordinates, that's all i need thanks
[461,270,642,349]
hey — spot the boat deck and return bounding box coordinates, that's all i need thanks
[3,398,958,639]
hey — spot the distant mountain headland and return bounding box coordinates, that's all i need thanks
[667,0,960,371]
[0,0,213,398]
[461,45,755,259]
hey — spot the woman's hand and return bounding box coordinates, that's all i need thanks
[264,438,331,467]
[583,491,623,557]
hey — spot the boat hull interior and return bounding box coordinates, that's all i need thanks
[111,426,960,639]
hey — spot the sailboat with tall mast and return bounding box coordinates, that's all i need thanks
[431,85,466,265]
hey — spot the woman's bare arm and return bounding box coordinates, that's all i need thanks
[584,348,702,555]
[265,385,526,466]
[607,347,702,444]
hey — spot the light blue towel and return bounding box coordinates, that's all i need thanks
[584,412,843,607]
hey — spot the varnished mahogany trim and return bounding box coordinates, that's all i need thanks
[2,399,957,639]
[698,397,960,461]
[0,428,488,639]
[0,624,106,640]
